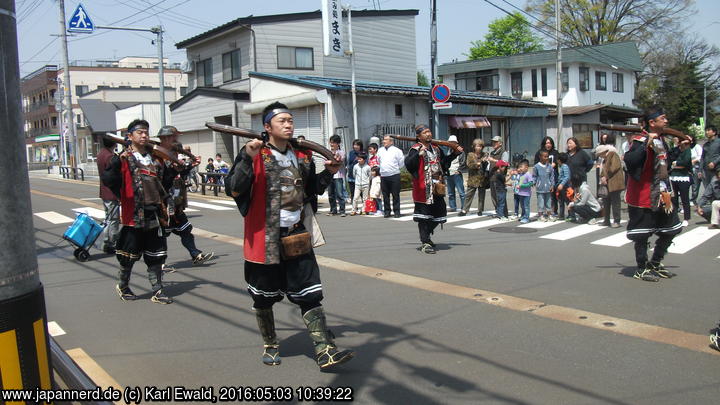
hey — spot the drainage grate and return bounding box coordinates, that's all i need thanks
[488,227,538,234]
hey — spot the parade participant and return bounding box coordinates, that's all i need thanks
[101,119,173,304]
[624,107,682,282]
[156,125,214,266]
[97,136,120,254]
[226,101,354,369]
[460,138,489,217]
[404,124,463,254]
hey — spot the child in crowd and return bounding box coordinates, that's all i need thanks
[556,152,571,220]
[534,150,556,221]
[492,160,510,220]
[516,159,534,224]
[351,154,371,215]
[509,164,521,220]
[368,143,380,168]
[568,173,602,224]
[369,166,383,216]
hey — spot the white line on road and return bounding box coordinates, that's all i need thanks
[456,217,506,229]
[34,211,74,224]
[209,199,237,206]
[72,207,106,219]
[47,321,66,337]
[187,201,234,211]
[184,208,199,212]
[667,227,720,254]
[518,218,564,229]
[591,231,632,247]
[541,223,606,241]
[80,197,102,201]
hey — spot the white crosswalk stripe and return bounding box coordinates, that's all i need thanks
[541,223,607,241]
[72,207,106,219]
[591,231,632,247]
[518,218,563,229]
[187,201,234,211]
[209,199,237,206]
[456,217,507,229]
[667,227,720,254]
[34,211,75,224]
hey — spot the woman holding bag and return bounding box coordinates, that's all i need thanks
[459,139,489,216]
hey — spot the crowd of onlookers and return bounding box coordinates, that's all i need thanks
[324,125,720,229]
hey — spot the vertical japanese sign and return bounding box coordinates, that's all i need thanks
[321,0,343,56]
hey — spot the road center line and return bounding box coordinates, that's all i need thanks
[31,189,720,357]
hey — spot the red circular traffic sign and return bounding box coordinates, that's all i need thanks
[431,84,451,103]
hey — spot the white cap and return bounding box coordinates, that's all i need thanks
[491,136,502,142]
[448,135,458,143]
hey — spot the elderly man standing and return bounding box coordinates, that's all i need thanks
[96,136,120,254]
[487,135,509,217]
[377,134,405,218]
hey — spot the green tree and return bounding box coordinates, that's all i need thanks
[467,12,543,60]
[417,70,429,87]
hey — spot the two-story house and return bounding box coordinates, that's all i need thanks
[171,9,420,161]
[439,41,644,152]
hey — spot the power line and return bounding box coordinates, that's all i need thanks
[19,37,58,68]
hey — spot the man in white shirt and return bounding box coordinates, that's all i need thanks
[690,140,704,205]
[377,135,405,218]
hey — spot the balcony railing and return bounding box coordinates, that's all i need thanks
[25,127,60,139]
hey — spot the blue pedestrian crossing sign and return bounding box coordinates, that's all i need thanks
[67,3,94,33]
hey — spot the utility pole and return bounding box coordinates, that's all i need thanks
[555,0,563,146]
[343,5,358,140]
[58,0,78,167]
[1,0,54,391]
[703,83,707,132]
[429,0,438,134]
[152,26,166,126]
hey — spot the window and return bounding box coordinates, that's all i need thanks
[51,116,57,127]
[511,72,523,98]
[612,72,624,92]
[75,85,89,96]
[180,87,188,96]
[97,85,110,90]
[579,67,589,91]
[454,70,499,94]
[196,58,212,87]
[277,46,314,69]
[222,49,241,82]
[394,104,403,117]
[562,67,569,92]
[531,69,538,97]
[541,68,547,96]
[595,71,606,91]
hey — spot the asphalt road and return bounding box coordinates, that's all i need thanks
[28,174,720,404]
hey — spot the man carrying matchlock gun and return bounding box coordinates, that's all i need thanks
[225,101,355,370]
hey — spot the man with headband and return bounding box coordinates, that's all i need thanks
[405,124,463,254]
[226,101,354,369]
[101,119,173,304]
[624,107,682,282]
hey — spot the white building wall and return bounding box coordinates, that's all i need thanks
[184,29,253,91]
[253,19,325,77]
[170,95,236,131]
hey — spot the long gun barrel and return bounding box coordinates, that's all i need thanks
[598,124,690,141]
[205,122,337,162]
[102,133,183,166]
[389,134,462,153]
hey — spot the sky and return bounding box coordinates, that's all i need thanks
[14,0,720,78]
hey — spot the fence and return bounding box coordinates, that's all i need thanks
[374,123,416,153]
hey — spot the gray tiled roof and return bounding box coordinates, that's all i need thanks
[439,41,643,75]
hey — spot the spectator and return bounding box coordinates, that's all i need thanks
[556,152,571,220]
[568,173,602,224]
[487,135,509,217]
[326,135,347,217]
[702,126,720,188]
[460,138,488,217]
[509,164,521,220]
[534,136,560,216]
[669,135,693,227]
[214,153,229,172]
[597,144,625,228]
[491,160,510,220]
[534,150,555,222]
[367,143,380,168]
[446,135,466,212]
[369,166,383,216]
[515,159,534,224]
[566,137,594,183]
[96,136,120,254]
[351,153,371,215]
[690,135,704,205]
[696,167,720,228]
[376,135,405,218]
[205,158,219,184]
[347,139,364,204]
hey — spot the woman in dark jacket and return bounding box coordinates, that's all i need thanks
[534,136,560,215]
[669,135,694,226]
[566,137,594,183]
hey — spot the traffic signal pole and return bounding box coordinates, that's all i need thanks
[1,0,54,393]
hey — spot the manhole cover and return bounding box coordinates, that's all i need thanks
[488,227,538,234]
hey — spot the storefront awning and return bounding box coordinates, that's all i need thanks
[448,116,491,129]
[35,134,60,142]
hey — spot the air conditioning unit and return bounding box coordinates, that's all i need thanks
[181,60,194,73]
